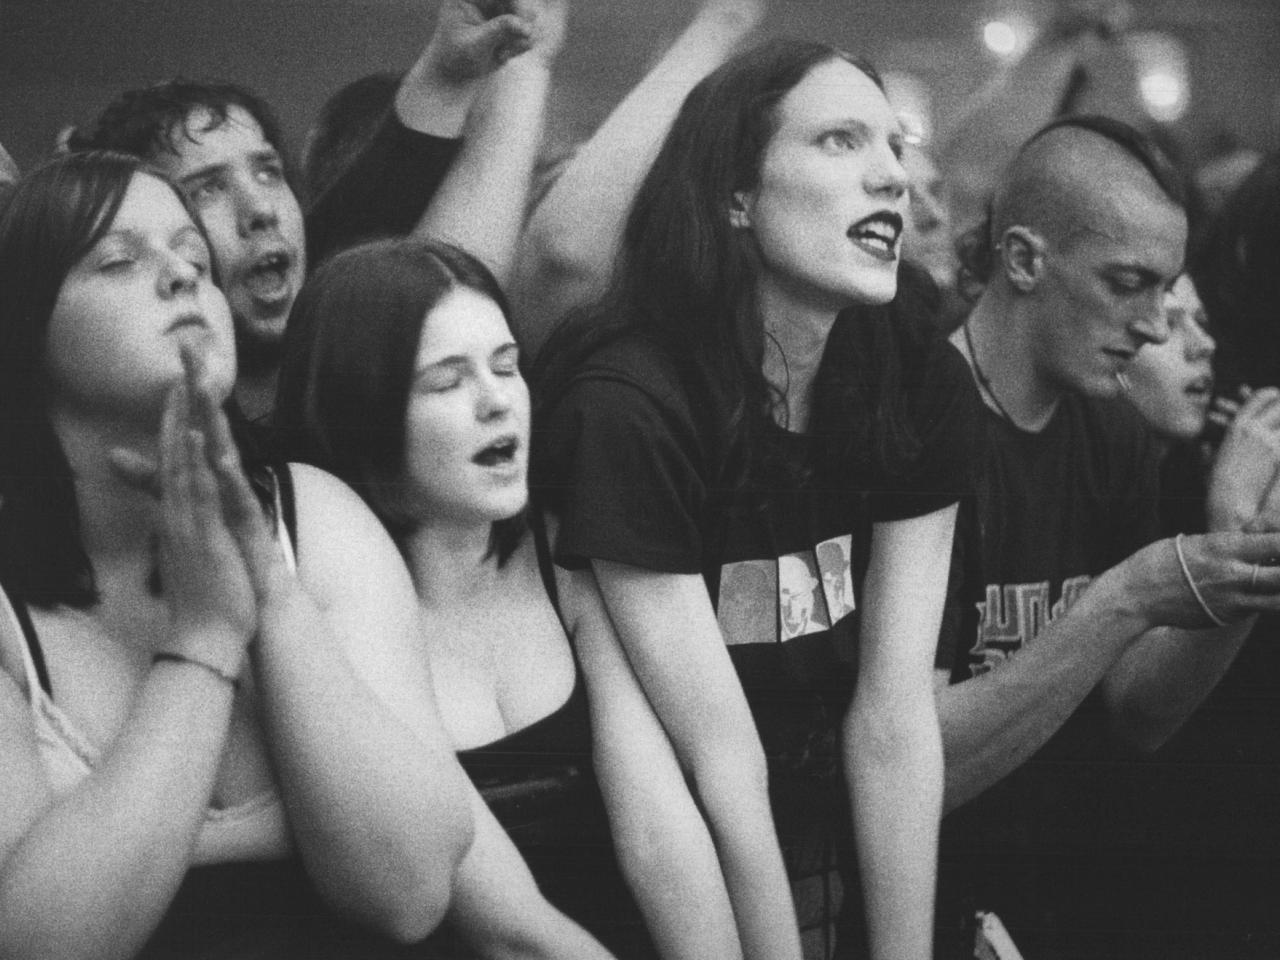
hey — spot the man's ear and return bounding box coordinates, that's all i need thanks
[1000,226,1045,292]
[728,190,751,229]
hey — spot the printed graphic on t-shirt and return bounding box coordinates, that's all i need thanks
[968,574,1092,677]
[716,535,856,646]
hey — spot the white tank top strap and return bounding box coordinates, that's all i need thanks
[0,584,44,702]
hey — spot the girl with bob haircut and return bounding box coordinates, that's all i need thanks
[532,38,979,960]
[274,237,640,958]
[0,150,476,959]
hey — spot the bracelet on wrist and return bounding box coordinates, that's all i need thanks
[1173,533,1230,628]
[152,650,241,688]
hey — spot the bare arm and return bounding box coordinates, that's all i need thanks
[447,785,616,959]
[248,462,474,941]
[1101,390,1280,751]
[845,506,952,960]
[0,381,255,960]
[558,563,745,959]
[940,531,1280,811]
[512,0,764,353]
[592,561,802,960]
[396,0,537,138]
[414,0,566,284]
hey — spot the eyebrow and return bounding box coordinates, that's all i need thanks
[177,147,282,186]
[417,342,519,371]
[97,223,207,247]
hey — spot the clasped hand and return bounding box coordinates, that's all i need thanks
[112,348,290,649]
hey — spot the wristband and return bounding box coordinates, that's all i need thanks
[1173,533,1229,628]
[152,650,241,688]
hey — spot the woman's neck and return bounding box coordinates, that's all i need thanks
[50,408,162,561]
[757,280,839,433]
[402,519,501,607]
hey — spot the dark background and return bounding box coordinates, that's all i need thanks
[3,0,1278,183]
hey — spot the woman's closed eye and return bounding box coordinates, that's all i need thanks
[490,344,521,377]
[417,364,465,393]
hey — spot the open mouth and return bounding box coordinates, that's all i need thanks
[243,250,294,305]
[472,435,520,468]
[848,212,903,262]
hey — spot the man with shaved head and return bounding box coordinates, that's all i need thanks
[924,116,1280,954]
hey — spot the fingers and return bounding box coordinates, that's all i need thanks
[109,448,160,496]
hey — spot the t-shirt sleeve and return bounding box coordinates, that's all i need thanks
[869,340,983,522]
[304,112,461,266]
[536,377,708,574]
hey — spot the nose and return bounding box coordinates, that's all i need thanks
[1186,319,1216,362]
[475,371,514,421]
[868,144,908,202]
[235,180,279,238]
[158,251,200,299]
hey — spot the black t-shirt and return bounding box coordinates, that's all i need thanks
[935,393,1163,954]
[303,112,461,267]
[535,326,978,768]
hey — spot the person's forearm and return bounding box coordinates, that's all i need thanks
[693,748,802,960]
[397,41,484,137]
[252,587,472,941]
[0,659,236,960]
[596,745,745,959]
[845,697,942,960]
[414,56,551,284]
[447,791,615,960]
[939,568,1149,810]
[1105,616,1255,752]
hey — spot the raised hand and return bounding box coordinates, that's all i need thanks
[424,0,535,82]
[155,369,257,673]
[183,350,294,605]
[512,0,568,65]
[1207,386,1280,531]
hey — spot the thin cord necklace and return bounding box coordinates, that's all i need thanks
[962,319,1018,425]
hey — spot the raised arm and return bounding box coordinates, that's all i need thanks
[557,561,746,959]
[0,381,256,960]
[591,561,802,960]
[414,0,567,284]
[512,0,765,353]
[845,506,953,960]
[397,0,538,139]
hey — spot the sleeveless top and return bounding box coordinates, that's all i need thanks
[455,512,592,834]
[445,511,659,960]
[0,465,299,865]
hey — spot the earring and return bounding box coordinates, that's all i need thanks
[1115,370,1131,391]
[729,208,749,229]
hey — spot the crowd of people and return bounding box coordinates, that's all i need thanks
[1,1,1279,958]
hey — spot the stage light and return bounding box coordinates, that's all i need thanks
[983,20,1020,56]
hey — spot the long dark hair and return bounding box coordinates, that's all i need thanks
[0,150,270,607]
[533,38,928,485]
[1189,151,1280,392]
[274,237,526,564]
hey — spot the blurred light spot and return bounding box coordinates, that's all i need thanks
[983,20,1019,56]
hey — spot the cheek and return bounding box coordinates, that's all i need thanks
[404,399,468,484]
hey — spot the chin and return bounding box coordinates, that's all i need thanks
[846,274,898,307]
